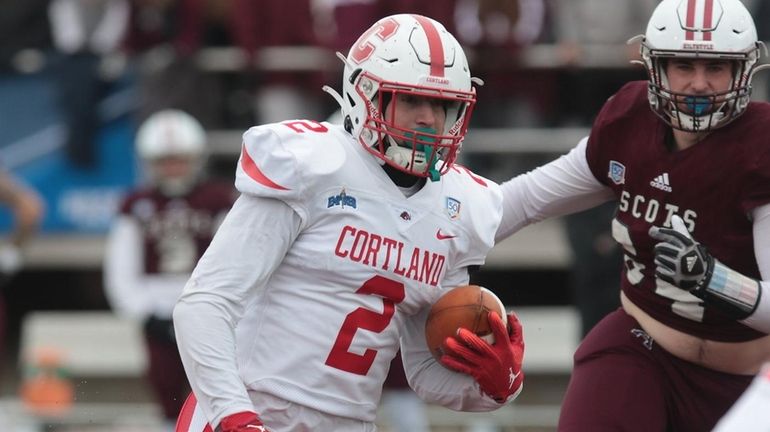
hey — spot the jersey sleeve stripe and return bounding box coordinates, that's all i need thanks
[240,143,290,191]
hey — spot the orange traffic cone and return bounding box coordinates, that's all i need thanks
[20,348,74,416]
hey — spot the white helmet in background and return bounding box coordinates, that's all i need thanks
[324,14,478,180]
[136,109,207,196]
[639,0,764,132]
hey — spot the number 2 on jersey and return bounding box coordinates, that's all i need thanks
[325,276,405,375]
[282,120,328,133]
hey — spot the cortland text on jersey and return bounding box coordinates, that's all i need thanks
[334,225,446,287]
[618,190,697,230]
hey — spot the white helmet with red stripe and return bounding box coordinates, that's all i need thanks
[136,109,207,196]
[324,14,477,180]
[639,0,765,132]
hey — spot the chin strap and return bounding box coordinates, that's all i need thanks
[693,259,761,320]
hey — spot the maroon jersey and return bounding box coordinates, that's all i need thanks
[119,181,235,275]
[586,81,770,342]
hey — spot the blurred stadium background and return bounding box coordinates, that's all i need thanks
[1,0,769,431]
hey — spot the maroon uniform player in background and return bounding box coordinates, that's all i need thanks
[495,0,770,430]
[104,110,235,430]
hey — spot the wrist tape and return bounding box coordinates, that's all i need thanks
[694,260,761,320]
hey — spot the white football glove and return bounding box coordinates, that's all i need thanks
[649,215,760,320]
[649,215,711,290]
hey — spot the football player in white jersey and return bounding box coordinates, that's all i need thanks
[173,14,525,432]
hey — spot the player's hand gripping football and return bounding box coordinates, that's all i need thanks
[440,311,524,403]
[649,215,712,291]
[216,411,270,432]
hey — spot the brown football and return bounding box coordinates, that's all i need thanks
[425,285,507,362]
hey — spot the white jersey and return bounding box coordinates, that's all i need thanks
[174,120,504,427]
[713,363,770,432]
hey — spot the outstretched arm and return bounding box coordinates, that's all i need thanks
[496,137,613,242]
[0,172,43,275]
[0,172,43,247]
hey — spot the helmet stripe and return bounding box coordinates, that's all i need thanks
[685,0,696,41]
[240,144,289,191]
[412,14,445,77]
[703,0,714,41]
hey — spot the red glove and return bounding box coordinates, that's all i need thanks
[440,311,524,403]
[216,411,269,432]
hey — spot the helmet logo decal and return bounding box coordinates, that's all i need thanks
[239,144,289,191]
[684,0,717,41]
[413,14,445,77]
[350,17,399,64]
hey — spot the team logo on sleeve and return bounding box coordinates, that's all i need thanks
[327,188,357,209]
[608,161,626,185]
[445,197,461,220]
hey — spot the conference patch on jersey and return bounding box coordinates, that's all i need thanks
[327,188,357,209]
[445,197,461,220]
[608,160,626,185]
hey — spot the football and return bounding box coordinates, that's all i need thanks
[425,285,507,361]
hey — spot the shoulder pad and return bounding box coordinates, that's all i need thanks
[235,121,348,204]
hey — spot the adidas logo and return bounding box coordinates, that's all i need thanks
[686,256,698,273]
[650,173,672,192]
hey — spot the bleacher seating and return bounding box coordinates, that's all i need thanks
[17,306,578,430]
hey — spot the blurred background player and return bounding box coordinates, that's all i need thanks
[0,171,44,367]
[48,0,129,168]
[173,14,524,432]
[0,172,43,281]
[104,109,235,430]
[0,170,44,426]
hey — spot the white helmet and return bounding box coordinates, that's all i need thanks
[638,0,764,132]
[324,14,478,180]
[135,109,207,196]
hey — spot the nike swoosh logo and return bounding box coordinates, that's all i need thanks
[436,229,456,240]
